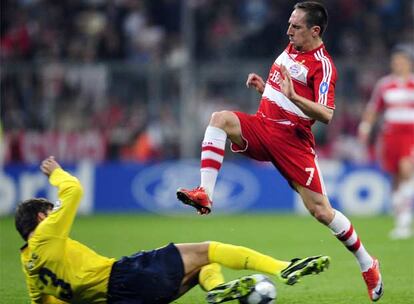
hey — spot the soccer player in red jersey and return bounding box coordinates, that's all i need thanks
[177,2,383,301]
[358,45,414,240]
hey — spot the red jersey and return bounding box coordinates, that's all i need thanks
[229,43,337,193]
[258,43,337,142]
[366,73,414,173]
[366,74,414,131]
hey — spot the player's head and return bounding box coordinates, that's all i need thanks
[294,1,328,36]
[390,44,413,76]
[288,2,328,51]
[15,198,54,241]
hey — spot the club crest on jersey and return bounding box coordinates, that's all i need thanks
[319,82,329,94]
[289,64,301,77]
[52,200,62,211]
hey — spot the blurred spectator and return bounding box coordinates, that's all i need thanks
[1,0,413,162]
[0,9,32,61]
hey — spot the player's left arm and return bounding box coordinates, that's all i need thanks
[24,273,43,304]
[358,80,384,143]
[35,156,84,240]
[25,276,69,304]
[42,295,69,304]
[280,64,335,124]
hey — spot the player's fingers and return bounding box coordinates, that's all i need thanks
[40,164,49,174]
[282,65,291,81]
[246,74,254,87]
[42,157,51,166]
[280,65,287,76]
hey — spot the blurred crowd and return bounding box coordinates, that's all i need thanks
[1,0,413,163]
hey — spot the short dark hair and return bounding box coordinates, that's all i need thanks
[392,43,414,60]
[294,1,328,36]
[15,198,54,241]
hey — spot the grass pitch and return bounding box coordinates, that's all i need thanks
[1,214,413,304]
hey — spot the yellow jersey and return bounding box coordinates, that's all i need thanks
[20,168,116,304]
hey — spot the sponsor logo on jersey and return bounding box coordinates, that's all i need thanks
[131,160,260,214]
[319,81,329,94]
[269,68,281,85]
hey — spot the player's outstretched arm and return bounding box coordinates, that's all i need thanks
[36,156,83,239]
[246,73,265,95]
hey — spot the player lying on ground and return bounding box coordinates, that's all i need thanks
[16,156,330,304]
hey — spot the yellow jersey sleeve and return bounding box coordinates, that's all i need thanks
[42,295,69,304]
[23,265,42,303]
[21,168,115,303]
[23,259,68,304]
[34,168,83,240]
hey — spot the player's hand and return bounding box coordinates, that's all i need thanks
[279,65,297,100]
[40,156,61,177]
[246,73,265,95]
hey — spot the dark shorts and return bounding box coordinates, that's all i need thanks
[107,243,185,304]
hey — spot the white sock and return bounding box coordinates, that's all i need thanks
[328,210,373,272]
[200,126,227,200]
[393,180,414,230]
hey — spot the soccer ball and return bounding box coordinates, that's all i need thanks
[239,274,277,304]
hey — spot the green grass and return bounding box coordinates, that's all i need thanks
[1,214,413,303]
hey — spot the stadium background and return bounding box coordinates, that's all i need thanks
[1,0,413,303]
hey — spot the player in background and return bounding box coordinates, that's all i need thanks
[16,156,330,304]
[358,45,414,240]
[177,1,383,301]
[0,121,4,168]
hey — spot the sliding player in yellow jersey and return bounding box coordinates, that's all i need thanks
[16,156,330,304]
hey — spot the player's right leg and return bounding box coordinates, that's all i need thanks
[177,111,242,215]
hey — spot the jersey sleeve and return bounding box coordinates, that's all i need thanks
[26,279,68,304]
[23,269,43,303]
[312,58,337,109]
[366,79,385,113]
[42,295,70,304]
[34,168,83,240]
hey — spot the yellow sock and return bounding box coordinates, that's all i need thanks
[208,241,290,276]
[199,263,225,291]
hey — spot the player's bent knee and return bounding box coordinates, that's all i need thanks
[210,111,236,128]
[210,111,226,127]
[176,243,210,272]
[398,157,413,179]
